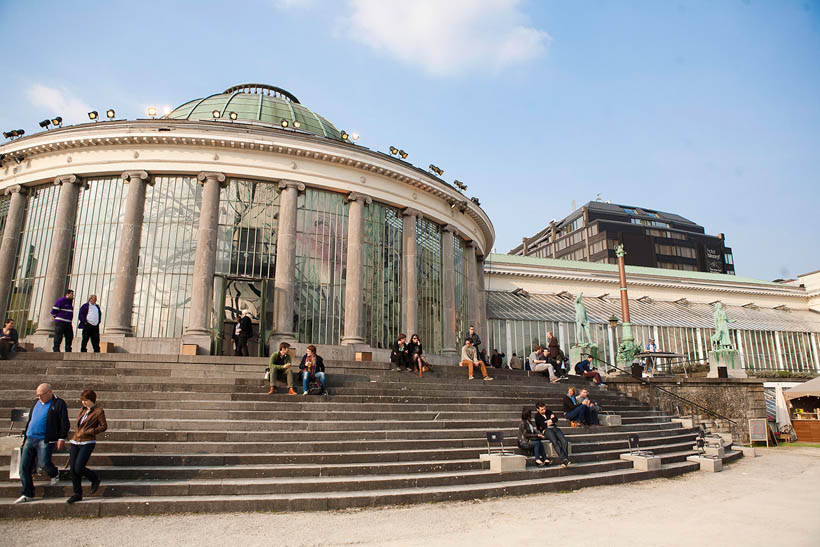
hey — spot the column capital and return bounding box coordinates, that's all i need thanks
[197,171,227,187]
[441,224,457,234]
[346,191,372,205]
[465,240,476,249]
[121,170,153,186]
[402,207,423,219]
[278,179,306,192]
[53,174,81,186]
[4,184,27,196]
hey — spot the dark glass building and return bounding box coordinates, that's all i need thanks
[510,201,735,274]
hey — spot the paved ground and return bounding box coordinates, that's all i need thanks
[1,447,817,547]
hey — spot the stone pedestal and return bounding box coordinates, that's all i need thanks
[479,453,526,472]
[542,440,572,459]
[570,343,598,370]
[600,414,622,427]
[686,454,723,472]
[702,445,725,458]
[707,348,746,378]
[620,453,661,471]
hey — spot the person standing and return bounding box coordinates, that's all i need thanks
[267,342,297,395]
[78,295,102,353]
[459,338,493,381]
[51,289,75,352]
[236,311,253,357]
[66,389,107,503]
[466,325,481,354]
[644,338,658,376]
[15,383,70,504]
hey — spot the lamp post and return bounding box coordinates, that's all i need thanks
[615,245,638,371]
[607,314,619,374]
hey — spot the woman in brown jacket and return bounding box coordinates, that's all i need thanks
[66,389,107,503]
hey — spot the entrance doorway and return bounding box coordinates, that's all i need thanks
[216,277,274,357]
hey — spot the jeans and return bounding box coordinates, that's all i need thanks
[565,405,589,424]
[235,335,250,356]
[81,324,100,352]
[53,321,73,352]
[543,428,569,462]
[301,371,326,392]
[68,443,99,496]
[587,406,600,425]
[519,440,547,461]
[19,438,57,498]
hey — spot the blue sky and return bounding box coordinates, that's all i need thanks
[1,0,818,281]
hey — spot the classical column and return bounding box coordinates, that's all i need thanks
[476,254,488,349]
[401,208,421,336]
[271,180,305,346]
[464,241,477,329]
[341,192,371,346]
[34,175,83,337]
[105,171,152,336]
[0,185,29,322]
[182,172,226,351]
[440,225,458,357]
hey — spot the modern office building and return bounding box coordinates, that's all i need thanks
[510,201,735,274]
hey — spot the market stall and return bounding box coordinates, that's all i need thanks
[783,377,820,442]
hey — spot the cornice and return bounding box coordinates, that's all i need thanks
[0,120,494,252]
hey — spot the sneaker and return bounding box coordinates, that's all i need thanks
[66,495,82,504]
[534,459,544,466]
[484,376,494,381]
[90,479,101,495]
[468,376,475,380]
[302,390,308,396]
[288,388,297,395]
[14,495,32,504]
[50,476,60,485]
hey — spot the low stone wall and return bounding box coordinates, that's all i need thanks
[606,376,767,444]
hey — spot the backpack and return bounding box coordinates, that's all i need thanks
[308,380,324,395]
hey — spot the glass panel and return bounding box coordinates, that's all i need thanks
[67,176,128,331]
[132,175,202,338]
[454,237,468,343]
[7,184,61,336]
[294,188,347,345]
[362,203,402,349]
[416,217,443,354]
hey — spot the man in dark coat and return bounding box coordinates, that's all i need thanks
[78,294,102,353]
[236,310,253,356]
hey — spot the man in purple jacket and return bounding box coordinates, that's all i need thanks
[51,289,74,352]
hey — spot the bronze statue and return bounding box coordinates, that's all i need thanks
[710,302,735,349]
[574,292,592,345]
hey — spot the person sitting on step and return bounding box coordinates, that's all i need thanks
[459,338,493,381]
[518,408,548,466]
[533,401,570,467]
[507,352,521,370]
[390,333,410,372]
[574,354,605,387]
[578,387,600,425]
[406,334,424,373]
[299,345,327,395]
[563,387,591,426]
[267,342,297,395]
[529,345,559,383]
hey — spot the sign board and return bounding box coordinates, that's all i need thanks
[749,418,768,447]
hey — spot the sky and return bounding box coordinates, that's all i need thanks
[1,0,818,281]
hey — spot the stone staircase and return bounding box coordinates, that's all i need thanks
[0,353,742,518]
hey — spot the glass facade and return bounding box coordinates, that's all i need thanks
[0,193,10,237]
[362,202,402,349]
[67,177,129,331]
[7,184,61,336]
[132,175,202,338]
[453,236,468,344]
[294,188,347,345]
[416,217,443,354]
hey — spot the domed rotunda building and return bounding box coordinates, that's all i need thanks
[0,84,494,357]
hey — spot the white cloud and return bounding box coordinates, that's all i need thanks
[342,0,549,77]
[25,84,93,125]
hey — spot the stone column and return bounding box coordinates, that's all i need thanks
[271,180,305,346]
[464,241,477,329]
[341,192,371,346]
[33,175,83,337]
[0,185,28,322]
[182,172,226,353]
[476,254,488,349]
[401,208,421,336]
[105,171,152,336]
[440,225,458,357]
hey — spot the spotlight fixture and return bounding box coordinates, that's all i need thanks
[448,199,457,209]
[293,120,301,129]
[106,109,116,119]
[88,111,99,121]
[14,154,24,164]
[470,197,481,206]
[351,132,359,142]
[280,118,289,128]
[399,150,407,159]
[2,131,11,139]
[39,119,51,129]
[147,106,158,118]
[453,180,468,191]
[229,111,238,121]
[211,110,221,119]
[51,116,62,127]
[429,164,444,176]
[458,201,468,213]
[389,146,399,155]
[340,130,349,141]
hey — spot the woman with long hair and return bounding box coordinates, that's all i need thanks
[66,389,107,503]
[518,408,548,466]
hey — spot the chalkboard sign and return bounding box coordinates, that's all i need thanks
[749,418,768,447]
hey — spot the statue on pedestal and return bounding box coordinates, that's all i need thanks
[710,302,735,350]
[574,292,592,345]
[707,302,745,378]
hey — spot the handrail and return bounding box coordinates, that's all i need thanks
[589,355,738,427]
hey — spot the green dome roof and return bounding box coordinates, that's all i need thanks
[166,83,342,141]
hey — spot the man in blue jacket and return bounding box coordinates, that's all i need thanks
[15,383,70,503]
[78,294,102,353]
[51,289,74,352]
